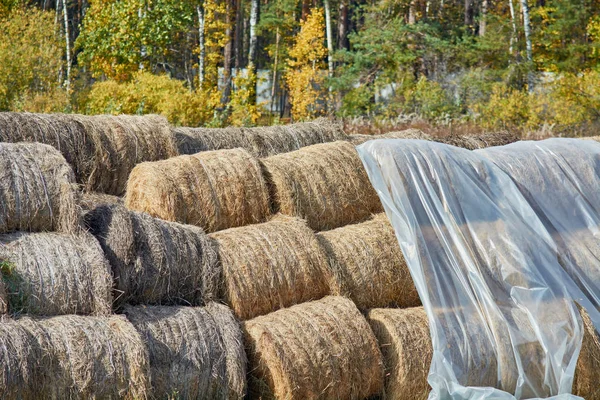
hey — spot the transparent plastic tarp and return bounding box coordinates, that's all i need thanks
[357,139,585,400]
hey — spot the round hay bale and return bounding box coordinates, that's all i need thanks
[261,141,382,231]
[80,192,123,212]
[0,231,112,316]
[125,148,271,232]
[0,142,78,234]
[243,296,384,399]
[84,204,219,306]
[435,131,519,150]
[174,126,257,155]
[573,309,600,399]
[72,114,177,195]
[349,129,431,146]
[210,214,332,320]
[317,213,420,309]
[124,303,247,399]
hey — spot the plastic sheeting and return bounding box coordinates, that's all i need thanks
[357,139,589,400]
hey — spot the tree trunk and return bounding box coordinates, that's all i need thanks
[464,0,473,28]
[221,0,236,105]
[271,27,280,115]
[520,0,534,91]
[248,0,259,66]
[324,0,334,79]
[508,0,517,56]
[337,0,349,50]
[234,0,243,69]
[479,0,488,36]
[408,0,417,24]
[197,5,205,85]
[62,0,71,96]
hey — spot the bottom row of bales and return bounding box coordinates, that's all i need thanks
[0,295,598,399]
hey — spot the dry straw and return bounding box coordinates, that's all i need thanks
[261,141,383,231]
[175,118,346,157]
[84,204,219,307]
[125,303,247,400]
[436,131,519,150]
[0,314,150,399]
[317,213,420,309]
[349,129,432,146]
[0,231,112,316]
[244,296,384,399]
[0,112,177,195]
[211,214,332,320]
[125,148,271,232]
[0,142,78,234]
[368,306,600,399]
[80,192,123,211]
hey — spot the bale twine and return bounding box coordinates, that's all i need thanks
[349,129,431,146]
[368,306,600,399]
[80,192,123,212]
[435,131,519,150]
[210,214,332,320]
[124,303,247,399]
[0,314,150,399]
[0,142,78,234]
[175,118,346,157]
[84,204,219,306]
[244,296,384,399]
[261,141,382,231]
[0,231,112,316]
[317,213,420,309]
[125,148,271,232]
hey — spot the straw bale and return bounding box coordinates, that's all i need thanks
[435,131,519,150]
[0,142,78,233]
[210,214,332,320]
[261,141,382,231]
[125,148,271,232]
[317,213,420,309]
[80,192,123,211]
[125,303,247,399]
[573,309,600,399]
[0,314,150,399]
[244,296,384,399]
[175,118,346,157]
[349,129,431,146]
[84,204,219,306]
[0,231,112,316]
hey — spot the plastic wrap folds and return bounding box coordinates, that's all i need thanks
[358,139,593,400]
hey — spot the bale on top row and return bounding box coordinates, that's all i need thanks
[0,112,177,195]
[174,118,347,157]
[125,148,271,232]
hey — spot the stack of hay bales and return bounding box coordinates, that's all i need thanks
[349,128,431,145]
[244,296,384,399]
[436,131,519,150]
[174,118,346,157]
[0,112,177,195]
[125,148,271,232]
[261,141,382,231]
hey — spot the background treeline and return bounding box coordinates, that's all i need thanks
[1,0,600,135]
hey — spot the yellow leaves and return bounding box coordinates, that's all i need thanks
[288,8,327,68]
[229,66,263,126]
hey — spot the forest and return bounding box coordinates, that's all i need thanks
[1,0,600,135]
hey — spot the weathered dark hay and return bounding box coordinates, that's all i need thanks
[0,142,78,234]
[80,192,123,211]
[0,231,112,316]
[261,141,382,231]
[125,148,271,232]
[0,314,150,399]
[210,214,332,320]
[244,296,384,399]
[435,131,519,150]
[84,204,219,306]
[124,303,247,399]
[349,129,431,146]
[368,306,600,399]
[73,114,177,195]
[175,118,346,157]
[317,213,420,309]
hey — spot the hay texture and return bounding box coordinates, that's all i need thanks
[0,112,176,195]
[84,204,219,306]
[125,303,247,399]
[244,296,384,399]
[349,129,431,146]
[261,141,382,231]
[210,215,332,320]
[317,213,420,309]
[175,118,346,157]
[80,192,123,211]
[0,142,78,234]
[125,148,271,232]
[0,314,150,399]
[436,131,519,150]
[0,231,112,316]
[573,310,600,399]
